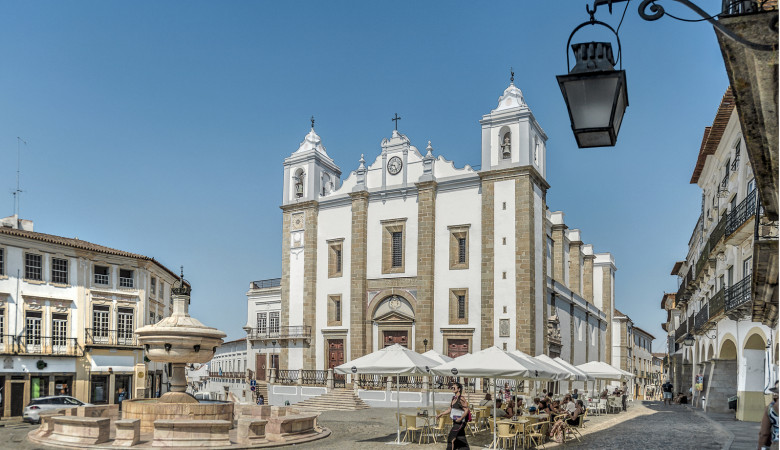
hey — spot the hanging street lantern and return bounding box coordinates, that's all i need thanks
[557,13,628,149]
[683,333,696,347]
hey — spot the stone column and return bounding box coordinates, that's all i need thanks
[551,224,567,283]
[415,181,437,352]
[681,363,693,398]
[569,240,582,296]
[516,174,539,355]
[703,358,738,413]
[480,178,495,350]
[602,266,613,364]
[583,254,595,303]
[349,191,369,360]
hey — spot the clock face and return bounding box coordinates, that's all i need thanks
[387,156,403,175]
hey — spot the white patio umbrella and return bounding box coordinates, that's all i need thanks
[421,350,454,416]
[550,357,591,382]
[431,346,542,448]
[509,350,565,404]
[335,344,439,445]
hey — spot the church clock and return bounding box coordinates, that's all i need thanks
[387,156,403,175]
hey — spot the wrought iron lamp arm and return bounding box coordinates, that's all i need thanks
[589,0,776,51]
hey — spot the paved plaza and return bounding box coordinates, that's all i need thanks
[0,400,771,449]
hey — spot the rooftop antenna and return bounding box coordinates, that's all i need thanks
[14,137,27,222]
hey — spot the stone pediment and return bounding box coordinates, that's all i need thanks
[374,310,414,323]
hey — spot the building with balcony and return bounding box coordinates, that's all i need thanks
[0,216,180,417]
[203,337,247,402]
[611,310,655,399]
[257,79,618,391]
[665,88,777,422]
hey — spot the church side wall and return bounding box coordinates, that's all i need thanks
[433,186,482,354]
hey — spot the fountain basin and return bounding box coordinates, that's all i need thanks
[122,399,233,433]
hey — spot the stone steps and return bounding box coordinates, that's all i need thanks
[292,389,370,412]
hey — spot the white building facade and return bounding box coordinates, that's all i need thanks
[667,88,777,422]
[263,81,617,380]
[0,217,179,416]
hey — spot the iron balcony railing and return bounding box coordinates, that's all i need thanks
[301,370,327,386]
[694,306,709,332]
[84,328,140,347]
[726,274,752,312]
[687,315,694,335]
[3,335,81,356]
[726,189,758,236]
[722,0,768,16]
[252,278,281,289]
[719,173,729,196]
[334,373,346,389]
[710,289,726,318]
[674,320,688,343]
[709,217,727,250]
[356,374,386,390]
[209,371,243,379]
[247,325,312,341]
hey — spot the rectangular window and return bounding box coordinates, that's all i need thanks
[382,219,407,274]
[118,308,134,344]
[25,311,42,347]
[94,266,109,285]
[119,269,134,288]
[52,258,68,284]
[92,305,110,343]
[25,253,42,281]
[449,225,470,270]
[0,248,4,275]
[256,312,267,333]
[0,308,4,343]
[328,240,344,278]
[328,295,342,326]
[150,277,156,295]
[743,257,752,278]
[269,312,280,334]
[392,232,403,267]
[52,313,68,351]
[149,311,155,324]
[449,289,468,324]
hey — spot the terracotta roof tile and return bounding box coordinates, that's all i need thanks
[691,88,735,184]
[0,226,181,281]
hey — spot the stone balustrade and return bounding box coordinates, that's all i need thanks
[152,419,231,447]
[48,416,111,445]
[113,419,141,447]
[236,418,268,445]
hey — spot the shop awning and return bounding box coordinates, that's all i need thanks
[90,354,136,373]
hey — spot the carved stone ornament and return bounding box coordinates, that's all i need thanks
[499,319,510,338]
[3,357,13,369]
[547,314,562,345]
[388,296,401,310]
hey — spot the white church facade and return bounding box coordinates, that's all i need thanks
[256,81,618,376]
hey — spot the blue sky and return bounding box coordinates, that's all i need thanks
[0,1,729,349]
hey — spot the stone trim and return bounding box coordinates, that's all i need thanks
[302,205,318,370]
[441,328,475,356]
[569,241,582,296]
[480,180,495,350]
[327,239,344,278]
[583,254,595,304]
[327,294,342,327]
[448,225,470,270]
[349,191,369,361]
[449,288,469,325]
[381,219,407,274]
[415,182,436,353]
[603,266,613,364]
[479,165,551,191]
[515,174,536,354]
[551,224,567,284]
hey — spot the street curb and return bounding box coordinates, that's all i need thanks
[685,405,734,450]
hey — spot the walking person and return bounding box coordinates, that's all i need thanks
[758,381,778,450]
[436,382,470,450]
[662,380,673,406]
[621,381,628,411]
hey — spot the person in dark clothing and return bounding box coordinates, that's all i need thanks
[662,380,673,406]
[758,381,778,450]
[621,382,628,411]
[436,382,470,450]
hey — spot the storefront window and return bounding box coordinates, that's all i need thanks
[115,374,132,404]
[30,376,48,399]
[54,376,73,396]
[90,375,108,404]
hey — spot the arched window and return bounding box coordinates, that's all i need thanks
[293,169,305,198]
[501,132,511,159]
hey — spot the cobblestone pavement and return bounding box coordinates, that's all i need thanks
[0,400,764,449]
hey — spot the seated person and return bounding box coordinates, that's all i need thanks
[492,398,508,417]
[504,399,515,418]
[600,389,609,399]
[679,393,688,404]
[567,400,585,427]
[538,399,552,415]
[571,389,579,400]
[551,400,562,415]
[562,395,576,415]
[516,398,525,414]
[528,397,540,414]
[479,393,494,408]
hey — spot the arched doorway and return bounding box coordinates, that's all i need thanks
[704,337,738,414]
[739,332,767,422]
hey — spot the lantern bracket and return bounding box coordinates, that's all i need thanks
[565,18,623,73]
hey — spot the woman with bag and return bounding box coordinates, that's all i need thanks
[436,382,471,450]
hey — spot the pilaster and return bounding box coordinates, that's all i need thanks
[349,191,369,360]
[602,266,613,364]
[569,241,582,296]
[415,181,437,352]
[583,255,595,303]
[515,174,537,354]
[302,204,318,370]
[551,224,567,283]
[480,180,495,350]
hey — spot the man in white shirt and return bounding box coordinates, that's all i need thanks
[563,394,577,415]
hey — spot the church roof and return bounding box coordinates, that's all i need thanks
[493,82,528,112]
[294,127,329,157]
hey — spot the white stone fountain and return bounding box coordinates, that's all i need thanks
[134,274,225,403]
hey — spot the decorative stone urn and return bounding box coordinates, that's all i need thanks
[135,273,226,403]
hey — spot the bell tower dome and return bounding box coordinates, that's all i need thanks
[282,119,342,205]
[479,77,548,178]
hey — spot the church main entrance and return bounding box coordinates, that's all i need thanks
[448,339,469,358]
[383,331,408,348]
